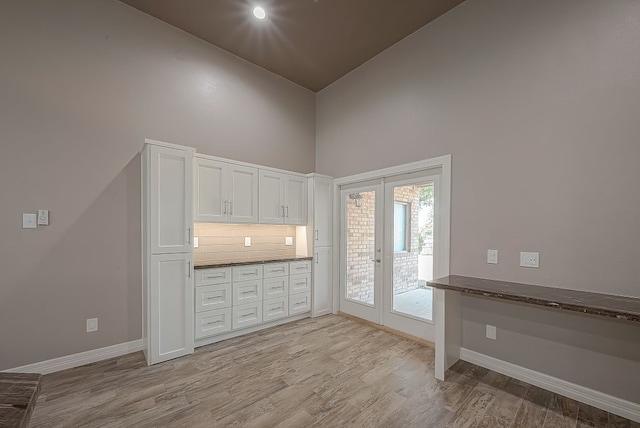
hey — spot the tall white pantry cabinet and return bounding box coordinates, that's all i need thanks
[142,140,195,365]
[308,174,334,317]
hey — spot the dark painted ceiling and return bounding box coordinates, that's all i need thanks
[120,0,465,92]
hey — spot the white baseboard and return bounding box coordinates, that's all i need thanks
[460,348,640,423]
[3,340,143,375]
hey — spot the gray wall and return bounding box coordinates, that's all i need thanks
[316,0,640,402]
[0,0,315,370]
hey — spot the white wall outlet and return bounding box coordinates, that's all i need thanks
[285,236,293,246]
[37,209,49,225]
[86,318,98,332]
[22,213,37,229]
[487,249,498,264]
[520,252,539,268]
[244,237,251,247]
[486,324,497,340]
[193,237,199,248]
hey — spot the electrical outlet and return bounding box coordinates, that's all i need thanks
[244,237,251,247]
[487,249,498,264]
[38,210,49,225]
[520,252,539,268]
[486,324,496,340]
[86,318,98,332]
[285,237,293,246]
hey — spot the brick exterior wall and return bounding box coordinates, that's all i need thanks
[346,191,376,303]
[345,186,421,303]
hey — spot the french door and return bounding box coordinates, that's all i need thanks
[339,172,440,341]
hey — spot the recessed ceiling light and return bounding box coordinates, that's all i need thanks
[252,6,266,20]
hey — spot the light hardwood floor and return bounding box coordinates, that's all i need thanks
[30,315,637,427]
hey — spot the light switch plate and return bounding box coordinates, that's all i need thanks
[22,213,37,229]
[486,325,497,340]
[285,237,293,246]
[487,249,498,264]
[244,237,251,247]
[86,318,98,332]
[193,237,199,248]
[520,252,539,268]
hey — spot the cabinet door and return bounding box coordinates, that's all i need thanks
[314,178,333,247]
[148,253,194,364]
[312,247,333,317]
[228,165,259,224]
[284,174,307,225]
[194,158,227,223]
[258,170,285,224]
[149,146,193,254]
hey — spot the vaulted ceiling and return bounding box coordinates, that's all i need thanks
[120,0,465,92]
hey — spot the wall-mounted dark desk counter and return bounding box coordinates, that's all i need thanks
[427,275,640,380]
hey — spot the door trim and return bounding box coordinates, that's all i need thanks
[331,155,452,315]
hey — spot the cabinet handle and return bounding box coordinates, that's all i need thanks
[281,205,285,218]
[315,253,319,264]
[229,201,233,215]
[285,206,289,218]
[206,274,224,279]
[315,229,319,241]
[205,320,221,326]
[223,200,228,215]
[241,272,255,276]
[187,261,192,278]
[186,228,191,245]
[205,295,222,301]
[240,312,255,318]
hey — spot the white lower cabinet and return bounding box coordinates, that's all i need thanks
[290,273,311,294]
[194,260,312,342]
[195,283,231,312]
[232,279,263,305]
[263,297,289,322]
[289,293,311,315]
[195,308,232,339]
[233,302,263,329]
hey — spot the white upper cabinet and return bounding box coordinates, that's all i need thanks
[148,144,193,254]
[227,165,259,223]
[194,159,227,223]
[312,176,333,246]
[258,170,285,224]
[285,175,307,225]
[195,157,258,224]
[258,170,307,225]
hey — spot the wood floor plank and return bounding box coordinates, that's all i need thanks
[28,315,638,428]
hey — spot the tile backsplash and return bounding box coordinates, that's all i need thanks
[194,223,298,264]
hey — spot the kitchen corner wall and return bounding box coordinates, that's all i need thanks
[0,0,315,370]
[316,0,640,403]
[194,224,298,265]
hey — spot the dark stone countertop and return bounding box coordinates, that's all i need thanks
[0,373,42,428]
[427,275,640,323]
[194,256,314,270]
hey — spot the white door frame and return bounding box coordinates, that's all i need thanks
[331,156,451,333]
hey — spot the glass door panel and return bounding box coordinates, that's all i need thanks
[390,183,434,322]
[340,184,382,324]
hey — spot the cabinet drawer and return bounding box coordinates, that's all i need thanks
[289,260,311,275]
[263,276,289,299]
[290,273,311,294]
[232,302,263,330]
[263,263,289,278]
[263,297,289,322]
[289,293,311,315]
[195,308,231,339]
[232,279,263,306]
[195,267,232,286]
[195,284,231,312]
[232,265,263,282]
